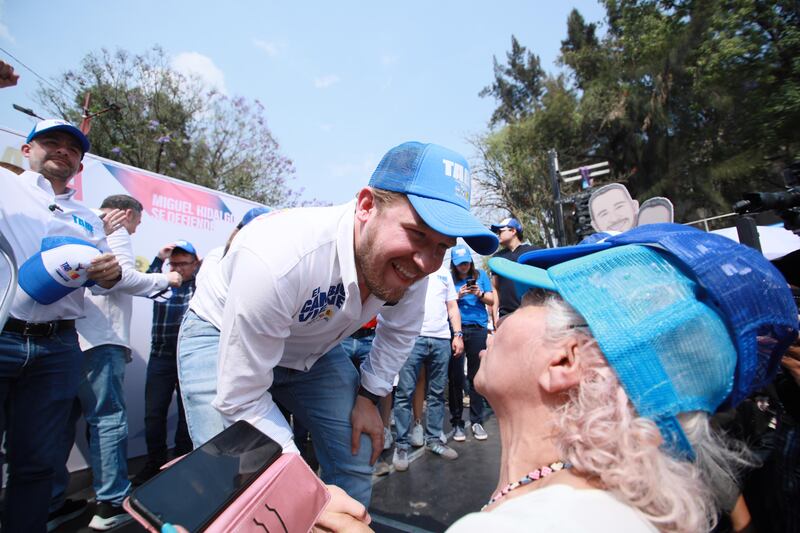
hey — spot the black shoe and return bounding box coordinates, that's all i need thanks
[47,498,88,532]
[131,460,162,486]
[88,501,133,531]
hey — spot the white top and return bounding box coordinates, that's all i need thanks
[419,266,457,339]
[212,201,427,451]
[77,228,170,350]
[447,484,657,532]
[189,245,227,327]
[195,245,224,289]
[0,168,111,321]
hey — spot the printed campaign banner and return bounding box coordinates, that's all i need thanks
[0,127,264,470]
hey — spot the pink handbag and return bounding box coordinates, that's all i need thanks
[123,453,331,533]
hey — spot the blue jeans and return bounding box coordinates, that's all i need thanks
[448,325,487,427]
[272,345,374,506]
[177,310,225,447]
[339,333,375,368]
[393,336,450,449]
[51,344,131,508]
[0,328,82,533]
[144,353,192,463]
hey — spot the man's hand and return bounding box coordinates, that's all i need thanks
[157,243,177,260]
[166,271,183,288]
[100,208,126,236]
[452,336,464,357]
[313,485,373,533]
[350,395,383,465]
[87,253,121,288]
[0,61,19,89]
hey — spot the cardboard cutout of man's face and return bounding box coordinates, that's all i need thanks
[589,184,639,232]
[636,197,674,226]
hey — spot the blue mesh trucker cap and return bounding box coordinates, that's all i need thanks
[489,223,798,459]
[368,142,498,255]
[27,118,90,155]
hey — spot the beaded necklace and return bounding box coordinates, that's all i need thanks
[482,460,572,510]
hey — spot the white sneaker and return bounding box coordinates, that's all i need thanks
[471,422,488,441]
[410,420,424,447]
[393,448,409,471]
[426,441,459,460]
[383,426,393,450]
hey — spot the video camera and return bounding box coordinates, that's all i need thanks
[733,162,800,233]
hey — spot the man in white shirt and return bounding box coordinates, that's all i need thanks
[48,195,181,531]
[392,266,463,471]
[178,141,498,505]
[0,119,121,533]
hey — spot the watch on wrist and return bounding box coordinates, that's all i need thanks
[453,331,463,337]
[357,385,381,405]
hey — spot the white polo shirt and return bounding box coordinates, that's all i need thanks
[1,168,111,322]
[77,228,170,350]
[419,266,457,339]
[212,200,427,449]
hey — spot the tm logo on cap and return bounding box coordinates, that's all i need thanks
[443,159,470,202]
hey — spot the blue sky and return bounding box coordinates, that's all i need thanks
[0,1,606,209]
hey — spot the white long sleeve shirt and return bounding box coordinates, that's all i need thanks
[1,168,111,322]
[211,201,427,450]
[77,228,170,350]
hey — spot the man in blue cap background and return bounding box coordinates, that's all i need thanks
[176,141,497,508]
[489,217,537,326]
[132,240,200,484]
[0,118,122,533]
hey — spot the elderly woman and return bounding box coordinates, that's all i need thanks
[316,224,797,533]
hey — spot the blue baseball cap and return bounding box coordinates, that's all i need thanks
[238,206,271,229]
[172,240,197,257]
[27,119,90,155]
[368,142,498,255]
[490,217,523,233]
[450,244,473,265]
[490,223,798,459]
[19,236,101,305]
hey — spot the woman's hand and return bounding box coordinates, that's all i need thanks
[313,485,373,532]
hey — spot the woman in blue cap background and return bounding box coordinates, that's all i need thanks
[447,244,494,442]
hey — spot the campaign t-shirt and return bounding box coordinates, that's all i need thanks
[491,243,537,317]
[453,269,492,326]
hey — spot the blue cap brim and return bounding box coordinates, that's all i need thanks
[488,257,556,298]
[407,194,498,255]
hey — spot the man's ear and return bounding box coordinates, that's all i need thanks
[354,187,377,223]
[20,143,31,158]
[538,337,583,393]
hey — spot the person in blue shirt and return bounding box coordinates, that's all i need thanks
[448,244,494,442]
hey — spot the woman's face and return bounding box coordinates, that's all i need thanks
[455,262,472,276]
[474,304,548,400]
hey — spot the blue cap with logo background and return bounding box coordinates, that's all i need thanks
[490,217,523,233]
[450,244,474,265]
[172,240,197,257]
[368,142,498,255]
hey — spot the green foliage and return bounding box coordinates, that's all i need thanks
[37,46,296,206]
[478,0,800,240]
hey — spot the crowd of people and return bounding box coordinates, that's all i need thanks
[1,112,799,533]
